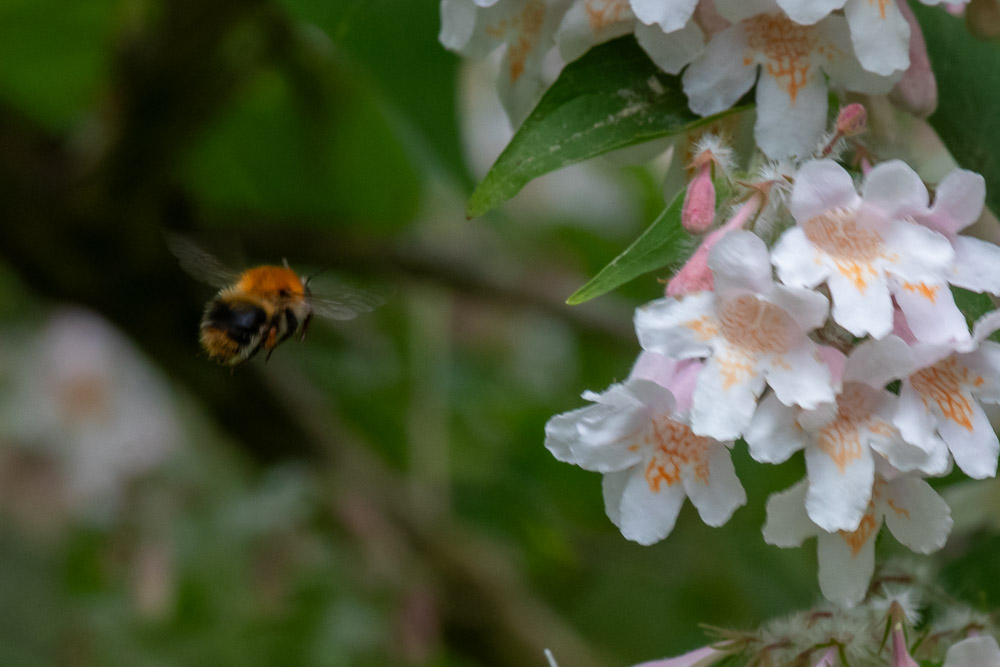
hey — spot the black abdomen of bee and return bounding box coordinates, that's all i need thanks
[203,299,268,344]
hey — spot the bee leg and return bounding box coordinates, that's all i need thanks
[300,312,313,342]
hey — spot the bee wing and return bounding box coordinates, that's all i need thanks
[165,233,240,288]
[309,284,387,321]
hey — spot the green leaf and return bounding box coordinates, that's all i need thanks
[952,286,994,326]
[566,188,693,304]
[467,35,748,219]
[915,5,1000,215]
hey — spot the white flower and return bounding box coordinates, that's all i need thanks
[636,231,834,440]
[773,159,965,344]
[544,353,745,545]
[556,0,705,74]
[763,470,952,608]
[682,2,898,158]
[747,338,945,532]
[440,0,571,124]
[894,311,1000,480]
[944,635,1000,667]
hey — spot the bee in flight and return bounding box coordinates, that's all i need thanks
[167,235,384,366]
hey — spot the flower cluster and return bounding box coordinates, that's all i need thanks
[545,120,1000,608]
[439,0,955,156]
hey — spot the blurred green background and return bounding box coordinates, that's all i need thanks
[2,1,997,666]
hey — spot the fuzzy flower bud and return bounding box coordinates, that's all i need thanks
[836,103,868,138]
[681,162,716,234]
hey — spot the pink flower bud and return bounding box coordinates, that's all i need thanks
[892,623,919,667]
[682,163,716,234]
[890,0,937,117]
[836,104,867,137]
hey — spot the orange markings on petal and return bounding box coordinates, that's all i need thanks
[887,498,910,519]
[486,0,547,82]
[644,415,711,492]
[744,13,828,104]
[870,0,893,21]
[839,506,878,556]
[718,294,795,355]
[816,385,882,473]
[684,315,720,341]
[910,357,979,431]
[583,0,629,30]
[900,281,939,303]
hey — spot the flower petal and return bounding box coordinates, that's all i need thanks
[630,0,698,32]
[682,23,757,116]
[883,476,952,552]
[776,0,845,24]
[816,14,900,92]
[943,636,1000,667]
[767,284,830,332]
[951,236,1000,295]
[922,170,986,237]
[683,443,746,526]
[828,267,893,339]
[608,463,688,544]
[789,160,861,223]
[817,527,876,607]
[765,343,836,410]
[860,160,929,218]
[882,219,955,285]
[746,392,806,464]
[635,18,704,74]
[843,335,915,388]
[939,400,999,479]
[894,379,950,465]
[635,294,717,360]
[691,345,766,440]
[762,480,816,547]
[892,279,970,345]
[771,227,831,289]
[805,436,875,532]
[708,230,774,296]
[557,0,635,63]
[843,0,910,76]
[753,62,827,159]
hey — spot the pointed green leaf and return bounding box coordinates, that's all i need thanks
[467,36,748,218]
[567,189,693,305]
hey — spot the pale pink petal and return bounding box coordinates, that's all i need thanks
[545,388,650,472]
[765,344,836,410]
[828,268,893,339]
[776,0,845,24]
[943,636,1000,667]
[629,351,679,386]
[602,468,630,526]
[707,230,774,295]
[922,170,986,237]
[635,293,717,360]
[938,400,999,479]
[691,346,767,440]
[771,227,831,289]
[767,284,830,332]
[635,18,705,74]
[844,0,911,76]
[951,236,1000,294]
[746,392,806,464]
[630,0,698,32]
[883,476,953,552]
[894,380,949,463]
[964,343,1000,402]
[890,0,937,117]
[817,527,876,607]
[843,335,915,388]
[805,438,875,532]
[682,23,757,116]
[789,160,861,223]
[754,64,828,159]
[683,443,746,526]
[633,645,728,667]
[610,462,688,544]
[762,480,817,547]
[861,160,929,218]
[891,279,970,345]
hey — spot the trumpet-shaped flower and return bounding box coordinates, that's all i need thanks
[544,353,745,545]
[894,311,1000,480]
[682,2,898,158]
[773,159,965,344]
[747,338,945,533]
[763,469,953,607]
[637,231,834,441]
[440,0,571,124]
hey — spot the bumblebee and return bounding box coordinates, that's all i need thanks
[168,235,383,366]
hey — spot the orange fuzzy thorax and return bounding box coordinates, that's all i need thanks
[235,266,306,297]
